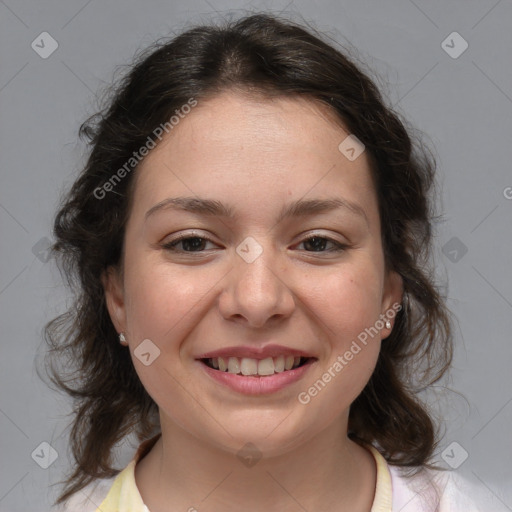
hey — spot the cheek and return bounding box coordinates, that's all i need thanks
[296,261,383,399]
[123,255,217,342]
[302,261,384,345]
[120,256,225,403]
[296,272,382,423]
[121,260,212,421]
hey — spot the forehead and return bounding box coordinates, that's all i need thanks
[159,91,352,160]
[129,91,378,227]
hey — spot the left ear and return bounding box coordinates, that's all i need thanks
[381,270,403,333]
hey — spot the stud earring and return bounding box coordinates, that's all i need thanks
[119,332,128,345]
[385,320,391,329]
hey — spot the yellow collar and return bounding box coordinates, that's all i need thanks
[367,444,393,512]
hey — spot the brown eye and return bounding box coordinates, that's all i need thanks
[298,236,345,252]
[163,236,215,252]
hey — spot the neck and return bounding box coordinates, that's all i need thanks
[135,415,377,512]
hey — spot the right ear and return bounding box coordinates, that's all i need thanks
[101,266,127,334]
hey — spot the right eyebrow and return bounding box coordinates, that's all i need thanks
[145,197,234,221]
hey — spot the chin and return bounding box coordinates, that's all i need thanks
[199,407,326,458]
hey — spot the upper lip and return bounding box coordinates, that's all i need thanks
[196,344,315,360]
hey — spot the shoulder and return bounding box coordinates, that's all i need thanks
[51,476,117,512]
[389,464,506,512]
[52,459,150,512]
[53,435,160,512]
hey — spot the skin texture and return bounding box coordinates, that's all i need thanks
[104,91,403,512]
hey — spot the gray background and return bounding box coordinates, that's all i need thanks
[1,1,511,510]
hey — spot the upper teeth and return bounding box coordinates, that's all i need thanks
[211,355,302,376]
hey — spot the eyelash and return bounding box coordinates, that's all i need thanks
[161,234,347,254]
[161,235,218,253]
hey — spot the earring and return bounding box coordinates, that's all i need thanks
[385,320,391,329]
[119,332,128,346]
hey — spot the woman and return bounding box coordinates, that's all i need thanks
[48,13,480,511]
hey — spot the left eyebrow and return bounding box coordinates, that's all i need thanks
[144,196,368,227]
[276,198,369,227]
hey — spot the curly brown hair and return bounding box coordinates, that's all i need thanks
[45,13,453,504]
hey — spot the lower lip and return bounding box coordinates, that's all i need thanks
[197,360,315,395]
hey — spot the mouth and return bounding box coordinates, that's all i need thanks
[199,355,316,377]
[195,345,317,394]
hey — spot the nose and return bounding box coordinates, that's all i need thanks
[218,245,295,328]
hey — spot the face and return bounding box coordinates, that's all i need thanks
[104,91,402,457]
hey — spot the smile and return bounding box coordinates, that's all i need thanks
[202,355,313,376]
[197,353,317,395]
